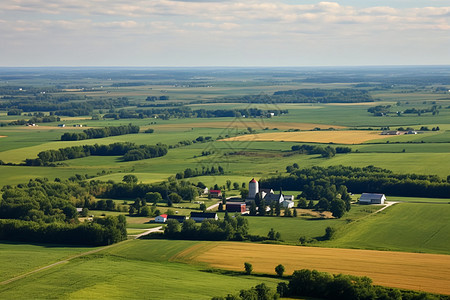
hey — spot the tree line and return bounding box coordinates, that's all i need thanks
[260,165,450,198]
[24,142,168,166]
[277,268,449,300]
[1,95,130,116]
[291,144,351,158]
[0,215,127,246]
[103,107,287,120]
[149,212,249,241]
[60,124,140,141]
[217,88,374,104]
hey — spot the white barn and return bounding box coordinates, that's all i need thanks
[359,193,386,204]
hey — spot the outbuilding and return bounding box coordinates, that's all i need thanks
[209,190,222,198]
[190,212,218,222]
[359,193,386,204]
[167,215,187,223]
[226,202,246,213]
[154,214,168,223]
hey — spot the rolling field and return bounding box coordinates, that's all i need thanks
[324,203,450,254]
[221,130,396,144]
[0,242,93,282]
[178,241,450,295]
[0,240,281,299]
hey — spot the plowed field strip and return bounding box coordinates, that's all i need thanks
[178,242,450,295]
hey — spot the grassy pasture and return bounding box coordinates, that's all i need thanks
[0,242,92,282]
[0,240,280,299]
[245,204,380,243]
[325,203,450,254]
[181,241,450,295]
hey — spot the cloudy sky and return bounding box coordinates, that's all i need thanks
[1,0,449,67]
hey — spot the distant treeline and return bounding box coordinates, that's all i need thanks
[1,95,130,116]
[61,124,139,141]
[277,268,449,300]
[24,142,168,166]
[103,107,287,120]
[260,165,450,198]
[0,216,127,246]
[218,88,374,103]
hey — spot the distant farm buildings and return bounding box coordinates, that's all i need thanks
[359,193,386,204]
[247,178,295,208]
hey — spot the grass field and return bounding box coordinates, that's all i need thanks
[324,203,450,254]
[0,242,93,282]
[179,241,450,295]
[0,240,281,299]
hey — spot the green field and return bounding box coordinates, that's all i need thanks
[1,68,450,298]
[0,240,281,299]
[323,203,450,254]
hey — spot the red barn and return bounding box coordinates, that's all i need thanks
[226,202,246,213]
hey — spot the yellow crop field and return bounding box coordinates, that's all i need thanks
[155,122,345,131]
[175,242,450,295]
[221,130,390,144]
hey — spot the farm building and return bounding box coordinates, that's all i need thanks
[209,190,222,198]
[381,130,400,135]
[248,178,259,199]
[226,202,246,213]
[190,212,218,222]
[154,214,168,223]
[167,215,187,223]
[359,193,386,204]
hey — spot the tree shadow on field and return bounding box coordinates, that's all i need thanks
[0,240,96,249]
[200,268,282,279]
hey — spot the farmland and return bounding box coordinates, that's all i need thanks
[0,67,449,298]
[179,241,450,295]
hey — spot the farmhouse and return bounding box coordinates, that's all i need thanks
[247,178,295,208]
[167,215,187,223]
[209,190,222,198]
[359,193,386,204]
[154,214,168,223]
[190,212,218,222]
[381,130,400,135]
[226,202,246,213]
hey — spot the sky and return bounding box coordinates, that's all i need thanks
[1,0,449,67]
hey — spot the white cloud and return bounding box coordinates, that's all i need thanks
[0,0,449,66]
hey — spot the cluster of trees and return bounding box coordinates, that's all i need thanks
[169,135,214,149]
[60,124,140,141]
[105,178,199,202]
[261,165,450,198]
[161,213,249,241]
[176,166,225,180]
[103,107,287,120]
[403,105,441,116]
[291,144,351,158]
[277,269,448,300]
[0,179,127,245]
[212,283,279,300]
[368,105,392,116]
[0,216,127,246]
[24,142,168,166]
[7,113,60,126]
